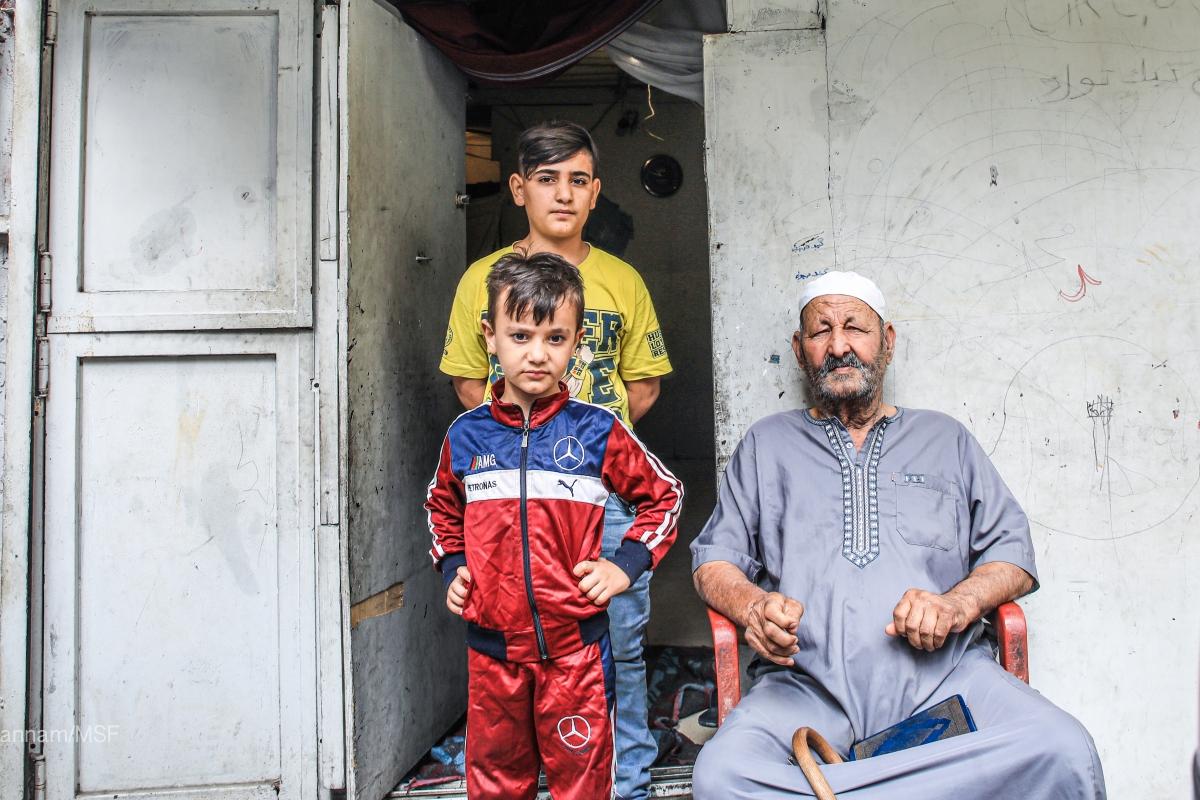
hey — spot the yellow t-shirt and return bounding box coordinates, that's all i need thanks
[440,245,672,424]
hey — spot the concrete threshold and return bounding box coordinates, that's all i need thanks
[389,765,694,798]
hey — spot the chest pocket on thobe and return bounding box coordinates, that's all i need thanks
[891,472,958,550]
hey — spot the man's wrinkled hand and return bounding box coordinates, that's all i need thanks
[885,588,973,651]
[446,566,472,616]
[573,559,631,607]
[745,592,805,666]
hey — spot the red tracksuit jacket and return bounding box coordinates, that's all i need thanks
[426,380,683,663]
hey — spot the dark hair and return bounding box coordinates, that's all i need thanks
[486,251,585,331]
[516,121,599,179]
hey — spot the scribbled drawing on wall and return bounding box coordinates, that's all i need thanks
[794,268,830,281]
[1087,393,1115,483]
[987,336,1199,542]
[1042,59,1200,103]
[1059,265,1102,302]
[791,234,825,254]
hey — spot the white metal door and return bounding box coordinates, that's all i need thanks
[339,2,467,797]
[39,0,320,793]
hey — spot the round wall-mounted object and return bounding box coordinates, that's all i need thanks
[640,154,683,198]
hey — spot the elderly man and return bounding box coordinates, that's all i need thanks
[690,272,1105,799]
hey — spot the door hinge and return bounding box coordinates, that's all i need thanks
[29,750,46,800]
[36,250,51,399]
[42,0,57,48]
[37,250,51,313]
[35,337,49,399]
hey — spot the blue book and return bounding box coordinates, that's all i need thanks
[848,695,976,761]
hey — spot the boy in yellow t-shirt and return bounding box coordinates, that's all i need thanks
[440,121,673,800]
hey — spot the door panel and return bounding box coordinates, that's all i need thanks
[81,14,279,294]
[49,0,313,331]
[42,333,315,799]
[343,1,467,797]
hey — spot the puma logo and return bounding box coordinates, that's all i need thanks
[557,479,578,497]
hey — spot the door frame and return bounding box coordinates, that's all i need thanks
[1,0,48,791]
[316,0,350,794]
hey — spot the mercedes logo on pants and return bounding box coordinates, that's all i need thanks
[557,715,592,749]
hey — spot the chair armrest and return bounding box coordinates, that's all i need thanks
[707,608,741,726]
[992,600,1029,684]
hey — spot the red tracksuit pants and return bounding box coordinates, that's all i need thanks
[466,635,616,799]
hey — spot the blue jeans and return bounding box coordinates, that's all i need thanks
[601,494,655,800]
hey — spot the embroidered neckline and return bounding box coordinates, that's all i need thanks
[801,407,903,427]
[817,416,895,568]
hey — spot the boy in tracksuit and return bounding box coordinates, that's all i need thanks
[426,251,682,800]
[441,121,672,800]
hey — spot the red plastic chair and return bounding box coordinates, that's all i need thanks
[706,601,1030,726]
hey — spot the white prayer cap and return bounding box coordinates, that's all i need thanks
[798,270,887,320]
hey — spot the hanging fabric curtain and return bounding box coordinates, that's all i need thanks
[606,0,726,104]
[396,0,662,85]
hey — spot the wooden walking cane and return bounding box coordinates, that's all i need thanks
[791,727,843,800]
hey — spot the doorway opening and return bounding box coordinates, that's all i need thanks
[393,49,721,796]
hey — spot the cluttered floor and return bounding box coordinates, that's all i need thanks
[390,646,719,797]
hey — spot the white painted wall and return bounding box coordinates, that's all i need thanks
[707,1,1200,796]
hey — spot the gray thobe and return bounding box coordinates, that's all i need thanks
[690,408,1105,799]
